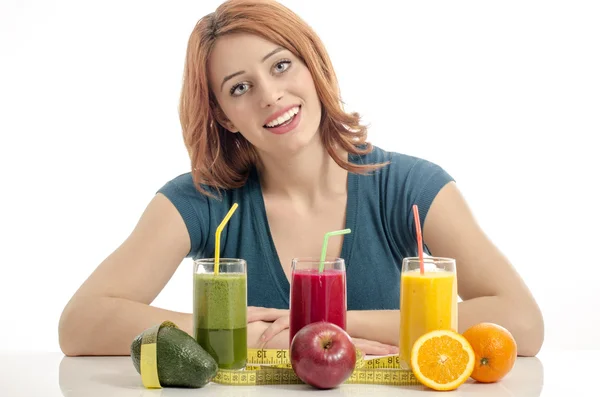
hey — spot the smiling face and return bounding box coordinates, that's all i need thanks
[208,33,322,157]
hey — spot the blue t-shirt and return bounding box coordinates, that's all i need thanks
[158,146,454,310]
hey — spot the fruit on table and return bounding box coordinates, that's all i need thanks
[410,329,475,391]
[290,321,356,389]
[462,322,518,383]
[131,324,218,388]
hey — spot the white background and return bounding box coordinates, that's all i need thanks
[1,0,598,353]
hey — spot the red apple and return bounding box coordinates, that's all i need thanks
[290,321,356,389]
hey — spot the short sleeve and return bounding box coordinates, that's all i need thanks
[386,155,455,256]
[156,173,208,258]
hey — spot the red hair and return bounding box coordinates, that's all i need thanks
[179,0,386,197]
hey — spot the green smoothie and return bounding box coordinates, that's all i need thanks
[193,272,247,369]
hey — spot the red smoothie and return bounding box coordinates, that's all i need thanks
[289,268,347,344]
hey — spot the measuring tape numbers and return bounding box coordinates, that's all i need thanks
[212,348,420,386]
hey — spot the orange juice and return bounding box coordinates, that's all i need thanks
[399,269,458,368]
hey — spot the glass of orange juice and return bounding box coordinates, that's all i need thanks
[399,257,458,369]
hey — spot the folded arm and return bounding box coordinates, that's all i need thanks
[349,182,544,356]
[248,307,398,355]
[58,194,193,356]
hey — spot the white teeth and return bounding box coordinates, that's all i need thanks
[266,106,299,127]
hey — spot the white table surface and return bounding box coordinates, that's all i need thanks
[0,350,593,396]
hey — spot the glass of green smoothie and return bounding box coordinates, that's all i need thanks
[193,258,247,370]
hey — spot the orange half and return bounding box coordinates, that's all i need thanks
[411,330,475,391]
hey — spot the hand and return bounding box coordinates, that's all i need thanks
[247,307,399,355]
[247,321,290,350]
[247,306,290,345]
[247,306,289,323]
[352,338,399,356]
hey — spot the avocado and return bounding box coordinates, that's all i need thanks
[131,323,218,388]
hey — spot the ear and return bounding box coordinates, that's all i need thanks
[224,121,239,133]
[214,106,239,133]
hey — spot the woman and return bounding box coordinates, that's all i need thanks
[58,0,544,357]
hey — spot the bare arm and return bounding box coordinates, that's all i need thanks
[347,310,400,347]
[58,193,193,356]
[425,182,544,356]
[349,182,544,356]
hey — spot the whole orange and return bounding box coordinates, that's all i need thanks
[462,323,517,383]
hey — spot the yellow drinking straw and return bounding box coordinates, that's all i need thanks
[214,203,239,275]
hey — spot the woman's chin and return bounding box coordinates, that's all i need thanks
[261,129,321,158]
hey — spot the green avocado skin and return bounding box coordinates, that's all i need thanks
[131,326,219,388]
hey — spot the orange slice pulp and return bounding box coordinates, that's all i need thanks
[410,329,475,391]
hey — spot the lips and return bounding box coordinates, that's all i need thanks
[263,106,302,135]
[263,105,301,127]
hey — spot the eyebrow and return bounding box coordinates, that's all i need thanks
[220,47,286,92]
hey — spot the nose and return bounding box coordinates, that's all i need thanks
[258,79,283,108]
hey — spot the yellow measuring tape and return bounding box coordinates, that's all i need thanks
[140,322,419,387]
[213,348,419,386]
[140,321,179,388]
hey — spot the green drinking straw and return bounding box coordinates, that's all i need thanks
[319,228,351,272]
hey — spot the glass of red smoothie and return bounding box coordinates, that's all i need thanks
[289,257,347,344]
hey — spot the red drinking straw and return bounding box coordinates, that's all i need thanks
[412,204,424,275]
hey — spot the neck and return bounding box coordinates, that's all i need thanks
[256,139,348,202]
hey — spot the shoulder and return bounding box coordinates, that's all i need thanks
[352,145,455,256]
[157,172,242,207]
[157,172,243,257]
[157,171,253,218]
[158,172,212,198]
[352,145,453,187]
[155,173,207,257]
[156,171,257,257]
